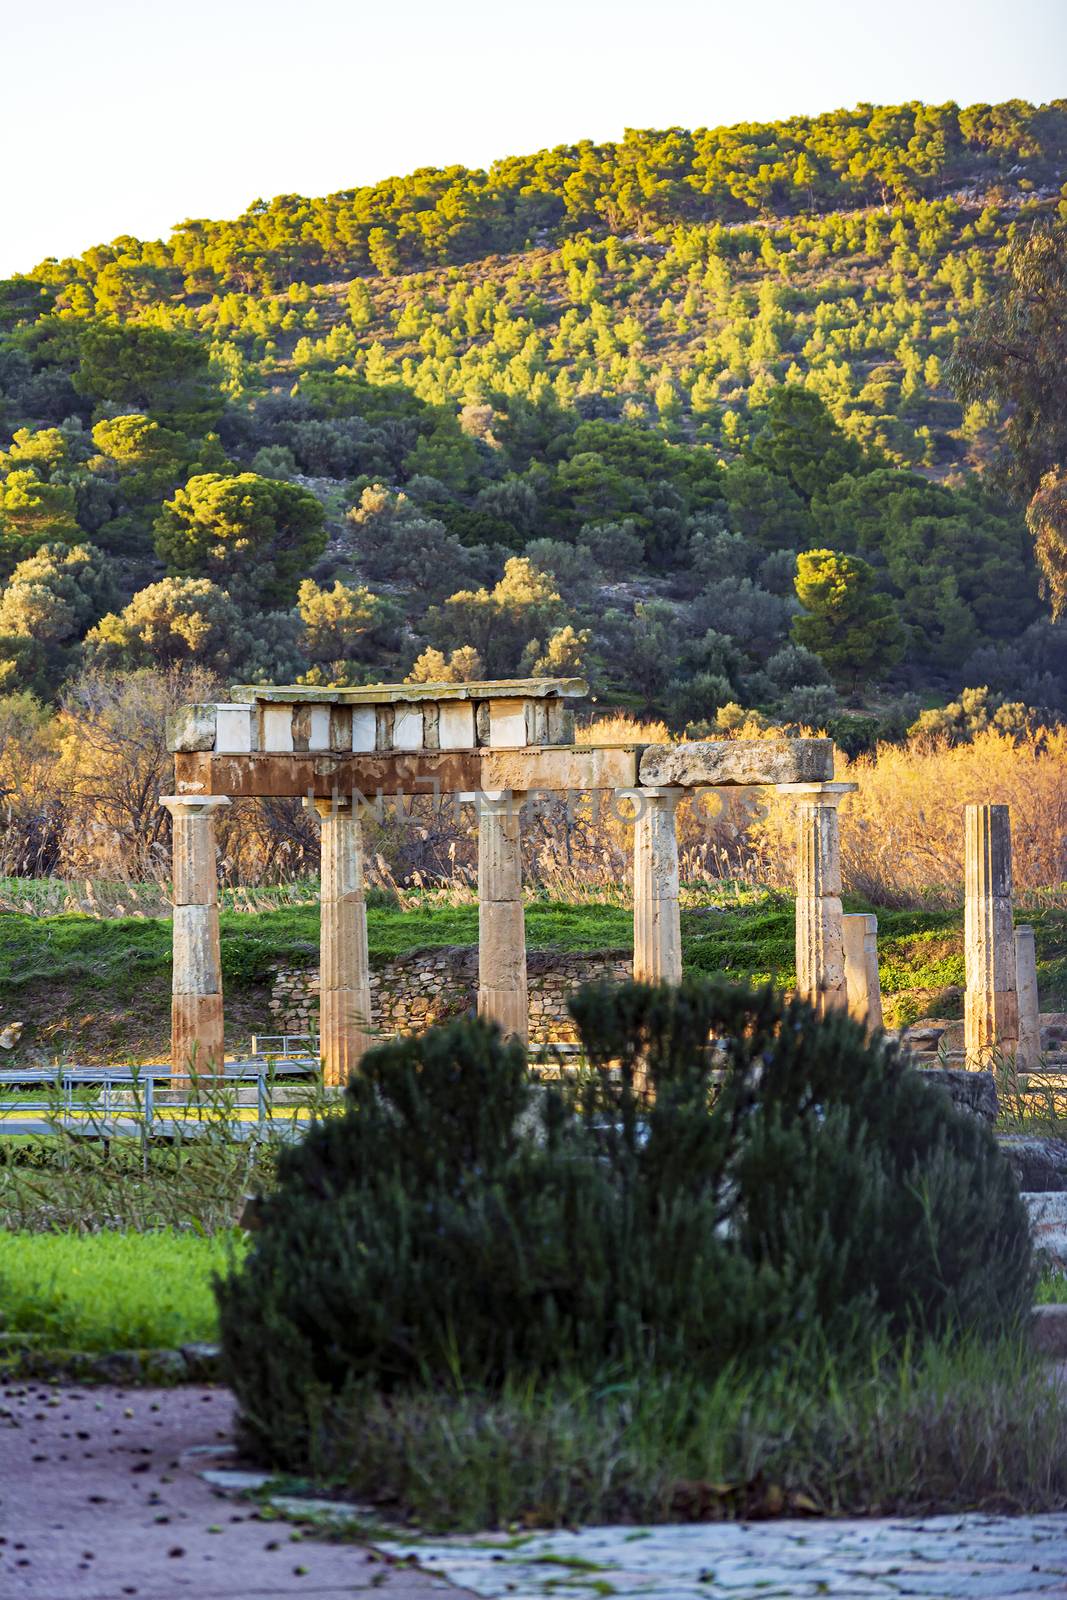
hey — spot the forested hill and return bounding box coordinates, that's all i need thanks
[24,100,1067,286]
[0,100,1065,740]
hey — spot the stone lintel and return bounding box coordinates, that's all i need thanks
[639,739,834,789]
[227,676,588,706]
[173,747,640,798]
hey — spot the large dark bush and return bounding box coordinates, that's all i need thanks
[216,979,1032,1464]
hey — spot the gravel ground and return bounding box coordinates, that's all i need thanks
[0,1381,460,1600]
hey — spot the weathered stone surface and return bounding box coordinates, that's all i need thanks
[230,676,588,704]
[379,1510,1067,1598]
[482,746,637,792]
[213,703,253,754]
[393,705,424,750]
[180,1340,223,1381]
[964,803,1019,1064]
[1031,1303,1067,1357]
[1025,1192,1067,1271]
[261,703,293,752]
[270,946,632,1047]
[439,700,476,750]
[478,795,527,1043]
[166,703,217,753]
[638,737,833,788]
[794,793,846,1017]
[168,806,227,907]
[633,792,682,985]
[171,905,222,994]
[171,992,224,1076]
[843,911,883,1030]
[1017,924,1042,1069]
[351,705,376,751]
[488,698,530,748]
[918,1066,998,1122]
[999,1134,1067,1193]
[315,802,373,1085]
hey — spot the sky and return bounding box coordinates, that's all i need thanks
[0,0,1064,277]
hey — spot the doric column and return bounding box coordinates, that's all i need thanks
[633,788,682,985]
[781,782,856,1019]
[313,799,373,1086]
[160,795,230,1080]
[843,911,883,1032]
[477,791,527,1043]
[1015,924,1040,1071]
[964,803,1019,1066]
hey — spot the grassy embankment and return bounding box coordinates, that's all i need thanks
[1,893,1065,1061]
[0,1229,243,1351]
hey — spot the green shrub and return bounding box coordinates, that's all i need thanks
[216,979,1033,1466]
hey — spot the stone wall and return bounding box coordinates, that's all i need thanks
[268,946,632,1047]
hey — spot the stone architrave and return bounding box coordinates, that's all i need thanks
[160,795,230,1080]
[781,782,855,1019]
[477,792,528,1043]
[843,912,883,1031]
[632,788,682,985]
[313,799,374,1085]
[964,803,1019,1066]
[1015,924,1041,1071]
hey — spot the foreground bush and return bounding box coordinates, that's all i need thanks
[303,1340,1067,1527]
[216,979,1033,1466]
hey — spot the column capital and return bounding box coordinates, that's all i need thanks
[628,785,685,802]
[160,794,231,817]
[776,781,857,802]
[306,796,357,819]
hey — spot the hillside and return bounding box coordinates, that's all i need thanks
[0,98,1065,738]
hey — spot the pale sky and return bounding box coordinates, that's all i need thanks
[1,0,1063,278]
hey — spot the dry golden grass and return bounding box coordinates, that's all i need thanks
[749,726,1067,905]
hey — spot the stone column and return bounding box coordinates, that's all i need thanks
[843,912,883,1032]
[477,791,528,1043]
[161,795,230,1080]
[633,788,682,985]
[964,803,1019,1066]
[313,799,373,1086]
[783,782,856,1019]
[1015,924,1041,1071]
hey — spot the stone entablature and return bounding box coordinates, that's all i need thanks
[167,677,585,758]
[269,947,633,1048]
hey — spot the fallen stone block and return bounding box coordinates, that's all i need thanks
[638,737,833,788]
[1024,1192,1067,1271]
[998,1135,1067,1193]
[1031,1303,1067,1357]
[917,1066,998,1123]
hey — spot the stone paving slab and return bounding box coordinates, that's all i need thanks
[378,1514,1067,1600]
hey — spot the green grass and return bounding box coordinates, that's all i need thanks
[290,1339,1067,1527]
[1036,1272,1067,1304]
[0,1228,243,1351]
[1,896,1063,1045]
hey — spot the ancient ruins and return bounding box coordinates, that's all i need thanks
[163,678,1038,1081]
[162,675,869,1081]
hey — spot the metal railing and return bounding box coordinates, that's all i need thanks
[250,1034,319,1060]
[0,1059,322,1140]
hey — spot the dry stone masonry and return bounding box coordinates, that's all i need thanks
[164,675,845,1083]
[269,948,633,1047]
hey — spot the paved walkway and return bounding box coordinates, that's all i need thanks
[381,1520,1067,1599]
[0,1382,457,1600]
[4,1381,1067,1598]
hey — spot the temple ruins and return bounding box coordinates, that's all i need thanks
[163,675,865,1081]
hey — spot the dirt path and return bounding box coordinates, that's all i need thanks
[0,1382,461,1600]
